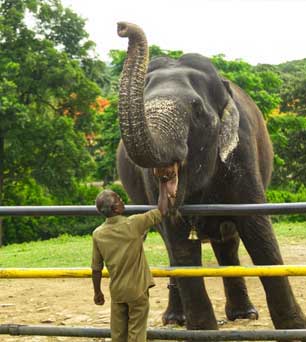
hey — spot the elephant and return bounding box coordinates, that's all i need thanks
[115,22,306,331]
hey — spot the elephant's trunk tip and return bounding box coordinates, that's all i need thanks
[117,22,129,37]
[117,22,145,39]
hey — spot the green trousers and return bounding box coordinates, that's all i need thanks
[111,291,149,342]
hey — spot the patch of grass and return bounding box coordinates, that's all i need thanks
[0,234,92,268]
[1,221,306,268]
[144,232,169,266]
[273,221,306,242]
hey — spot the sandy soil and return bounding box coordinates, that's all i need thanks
[1,242,306,341]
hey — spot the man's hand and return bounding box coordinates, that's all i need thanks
[94,291,105,305]
[92,269,103,305]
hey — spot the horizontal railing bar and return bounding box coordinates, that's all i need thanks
[1,324,306,340]
[2,265,306,278]
[0,202,306,216]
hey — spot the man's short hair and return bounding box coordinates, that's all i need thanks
[96,190,120,217]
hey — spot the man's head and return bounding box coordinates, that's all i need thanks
[96,190,125,217]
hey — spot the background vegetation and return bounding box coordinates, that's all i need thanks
[1,0,306,245]
[2,220,306,267]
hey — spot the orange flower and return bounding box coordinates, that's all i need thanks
[92,96,110,113]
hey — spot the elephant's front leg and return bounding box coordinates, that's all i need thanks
[162,277,186,326]
[211,222,258,321]
[168,237,218,330]
[238,215,306,329]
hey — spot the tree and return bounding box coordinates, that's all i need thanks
[93,97,120,183]
[0,0,103,244]
[254,59,306,116]
[267,112,306,190]
[211,54,282,116]
[278,62,306,115]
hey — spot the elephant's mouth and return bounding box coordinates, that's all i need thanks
[154,163,179,213]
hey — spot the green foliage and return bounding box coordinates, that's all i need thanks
[35,0,93,58]
[94,97,120,183]
[0,0,101,189]
[254,59,306,116]
[0,0,110,244]
[6,115,95,197]
[82,57,113,94]
[2,178,102,244]
[2,174,130,244]
[108,49,127,78]
[275,59,306,115]
[267,113,306,189]
[267,188,306,204]
[149,44,183,60]
[106,182,130,204]
[267,187,306,222]
[211,54,282,116]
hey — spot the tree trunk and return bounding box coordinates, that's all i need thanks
[0,135,4,247]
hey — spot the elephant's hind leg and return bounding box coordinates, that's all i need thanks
[238,215,306,329]
[211,221,258,321]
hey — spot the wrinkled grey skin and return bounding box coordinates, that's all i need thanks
[116,22,306,331]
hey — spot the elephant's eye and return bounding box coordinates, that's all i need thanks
[144,76,150,88]
[191,99,204,119]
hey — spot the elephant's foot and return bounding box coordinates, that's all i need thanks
[272,310,306,330]
[162,309,186,326]
[163,280,186,326]
[226,302,258,321]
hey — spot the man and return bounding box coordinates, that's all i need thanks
[91,189,165,342]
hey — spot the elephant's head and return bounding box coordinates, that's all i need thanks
[117,22,239,210]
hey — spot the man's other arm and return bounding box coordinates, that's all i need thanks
[91,236,105,305]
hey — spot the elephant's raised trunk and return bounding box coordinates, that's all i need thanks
[117,22,157,167]
[118,22,167,168]
[118,22,187,213]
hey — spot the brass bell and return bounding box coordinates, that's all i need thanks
[188,226,199,240]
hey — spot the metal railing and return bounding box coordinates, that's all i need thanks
[1,202,306,216]
[1,202,306,340]
[1,325,306,340]
[2,265,306,278]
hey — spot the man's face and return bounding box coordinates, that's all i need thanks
[112,194,125,214]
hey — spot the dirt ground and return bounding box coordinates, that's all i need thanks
[1,242,306,341]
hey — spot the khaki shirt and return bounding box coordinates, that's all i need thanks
[91,209,162,303]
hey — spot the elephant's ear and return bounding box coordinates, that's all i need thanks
[218,81,240,163]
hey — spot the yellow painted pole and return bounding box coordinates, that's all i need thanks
[2,265,306,278]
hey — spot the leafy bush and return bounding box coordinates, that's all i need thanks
[3,179,130,245]
[94,97,121,184]
[211,54,282,116]
[267,113,306,190]
[3,179,101,244]
[267,187,306,222]
[106,182,130,204]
